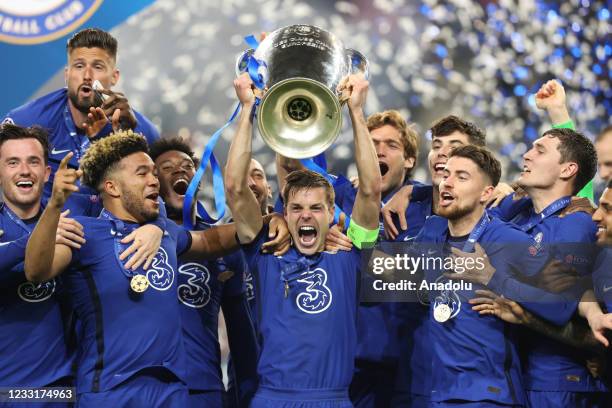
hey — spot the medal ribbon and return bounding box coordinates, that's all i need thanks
[518,196,571,233]
[461,212,491,253]
[278,250,323,298]
[62,104,90,164]
[182,106,237,228]
[183,35,269,229]
[0,203,34,234]
[99,209,142,279]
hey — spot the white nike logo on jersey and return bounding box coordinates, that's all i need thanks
[603,285,612,293]
[51,148,71,155]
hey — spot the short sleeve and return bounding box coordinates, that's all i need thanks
[241,224,269,271]
[165,219,192,256]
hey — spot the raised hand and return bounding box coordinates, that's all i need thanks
[50,152,82,208]
[337,73,369,112]
[234,73,256,107]
[535,79,566,111]
[534,79,571,124]
[82,106,121,138]
[98,88,138,130]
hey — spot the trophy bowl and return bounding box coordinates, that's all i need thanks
[237,25,368,159]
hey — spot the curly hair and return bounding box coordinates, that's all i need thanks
[149,136,199,166]
[80,130,149,191]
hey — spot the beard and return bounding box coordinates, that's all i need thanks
[122,187,159,223]
[437,202,474,221]
[68,87,99,114]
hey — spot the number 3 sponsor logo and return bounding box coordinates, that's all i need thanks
[177,262,212,308]
[296,268,333,314]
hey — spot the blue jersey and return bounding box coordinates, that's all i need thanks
[495,194,603,392]
[64,213,190,393]
[3,88,159,200]
[0,203,74,388]
[242,225,361,391]
[177,219,246,391]
[416,215,538,405]
[392,189,436,401]
[334,179,430,366]
[592,247,612,313]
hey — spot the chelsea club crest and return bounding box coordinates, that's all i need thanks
[0,0,102,45]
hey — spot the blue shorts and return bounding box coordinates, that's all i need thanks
[249,386,352,408]
[76,370,187,407]
[349,361,397,408]
[526,390,610,408]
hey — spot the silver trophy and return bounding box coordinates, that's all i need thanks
[236,25,369,159]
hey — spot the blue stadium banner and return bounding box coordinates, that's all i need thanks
[0,0,156,115]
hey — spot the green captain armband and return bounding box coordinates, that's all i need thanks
[552,120,593,201]
[552,120,576,131]
[347,220,379,249]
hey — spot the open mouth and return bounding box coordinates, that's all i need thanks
[298,225,318,246]
[80,84,93,97]
[379,162,389,177]
[434,162,446,173]
[16,180,34,191]
[439,191,455,207]
[145,192,159,203]
[597,225,607,240]
[172,178,189,196]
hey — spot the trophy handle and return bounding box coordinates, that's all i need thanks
[235,48,255,77]
[346,48,369,80]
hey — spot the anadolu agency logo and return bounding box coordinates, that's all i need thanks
[0,0,102,45]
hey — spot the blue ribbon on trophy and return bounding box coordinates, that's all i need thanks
[183,35,268,229]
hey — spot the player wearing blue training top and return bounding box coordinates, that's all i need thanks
[491,127,607,407]
[23,131,264,406]
[225,72,381,407]
[150,137,260,407]
[3,28,159,201]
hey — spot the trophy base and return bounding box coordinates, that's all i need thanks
[257,77,342,159]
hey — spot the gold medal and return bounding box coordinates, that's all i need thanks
[130,274,149,293]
